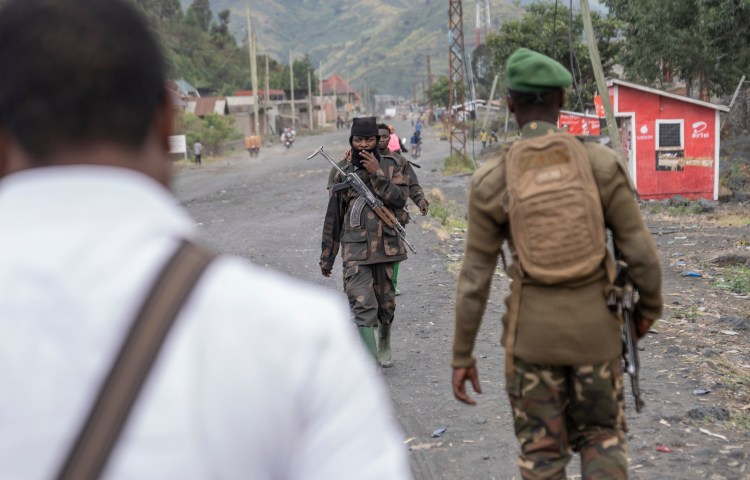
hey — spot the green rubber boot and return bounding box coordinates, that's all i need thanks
[357,326,378,362]
[393,262,401,296]
[377,323,393,367]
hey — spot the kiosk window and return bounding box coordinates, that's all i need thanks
[657,122,682,148]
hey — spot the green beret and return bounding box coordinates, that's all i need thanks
[505,48,572,93]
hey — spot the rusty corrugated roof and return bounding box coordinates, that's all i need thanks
[189,96,227,116]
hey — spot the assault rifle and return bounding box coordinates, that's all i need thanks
[607,259,644,413]
[307,146,417,254]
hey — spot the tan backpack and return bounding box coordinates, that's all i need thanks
[505,132,606,285]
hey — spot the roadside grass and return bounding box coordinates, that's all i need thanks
[714,265,750,294]
[733,413,750,431]
[424,188,467,275]
[443,152,476,175]
[644,200,709,217]
[715,358,750,394]
[644,201,750,226]
[447,260,463,274]
[426,188,465,231]
[669,304,703,321]
[711,212,750,227]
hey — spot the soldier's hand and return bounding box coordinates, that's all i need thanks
[632,312,655,339]
[321,267,332,277]
[343,149,352,163]
[452,365,482,405]
[360,150,380,174]
[418,200,429,216]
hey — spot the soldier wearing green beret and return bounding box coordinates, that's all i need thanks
[451,48,663,479]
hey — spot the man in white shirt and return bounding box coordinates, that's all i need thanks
[0,1,412,479]
[193,139,203,164]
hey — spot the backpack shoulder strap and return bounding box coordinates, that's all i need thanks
[57,240,216,480]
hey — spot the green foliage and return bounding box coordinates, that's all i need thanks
[644,200,710,216]
[186,0,211,32]
[279,54,319,96]
[131,0,252,95]
[721,159,750,193]
[430,76,450,108]
[482,2,624,110]
[717,265,750,294]
[179,113,242,155]
[443,152,476,175]
[601,0,750,97]
[426,192,465,230]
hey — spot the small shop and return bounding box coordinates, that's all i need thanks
[597,79,730,200]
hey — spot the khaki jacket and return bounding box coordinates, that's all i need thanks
[453,121,663,368]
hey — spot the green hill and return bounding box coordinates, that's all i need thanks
[181,0,524,96]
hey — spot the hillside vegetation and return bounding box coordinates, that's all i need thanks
[181,0,523,96]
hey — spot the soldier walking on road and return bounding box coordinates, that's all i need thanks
[320,117,409,367]
[451,48,663,479]
[377,123,428,297]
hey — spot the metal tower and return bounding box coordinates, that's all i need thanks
[448,0,466,159]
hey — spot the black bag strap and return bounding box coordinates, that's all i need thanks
[57,240,215,480]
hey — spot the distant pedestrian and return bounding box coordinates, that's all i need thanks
[193,139,202,164]
[480,129,488,149]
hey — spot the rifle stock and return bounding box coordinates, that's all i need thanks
[308,146,417,254]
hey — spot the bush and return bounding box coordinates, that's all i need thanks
[443,152,476,175]
[178,112,242,156]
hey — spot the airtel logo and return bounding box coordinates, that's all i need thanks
[692,121,709,139]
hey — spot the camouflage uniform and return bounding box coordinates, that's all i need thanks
[507,357,627,479]
[388,151,428,225]
[320,155,408,327]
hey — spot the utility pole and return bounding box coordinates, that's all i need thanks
[264,55,271,135]
[246,9,260,136]
[448,0,467,160]
[580,0,623,163]
[426,54,434,110]
[482,73,499,132]
[363,79,369,114]
[319,61,324,105]
[333,79,338,110]
[289,49,296,130]
[307,69,314,130]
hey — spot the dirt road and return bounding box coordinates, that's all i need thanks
[173,122,749,479]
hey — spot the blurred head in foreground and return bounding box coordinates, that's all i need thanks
[0,0,172,184]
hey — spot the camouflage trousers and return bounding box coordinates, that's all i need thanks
[343,263,396,327]
[506,357,628,480]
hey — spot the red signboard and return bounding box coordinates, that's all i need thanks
[558,112,601,136]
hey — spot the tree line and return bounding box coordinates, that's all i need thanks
[430,0,749,113]
[131,0,319,97]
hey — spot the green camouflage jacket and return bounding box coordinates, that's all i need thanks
[389,151,428,225]
[320,154,409,270]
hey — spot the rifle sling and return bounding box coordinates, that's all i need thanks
[57,240,215,480]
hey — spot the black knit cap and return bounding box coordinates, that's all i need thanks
[350,116,378,141]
